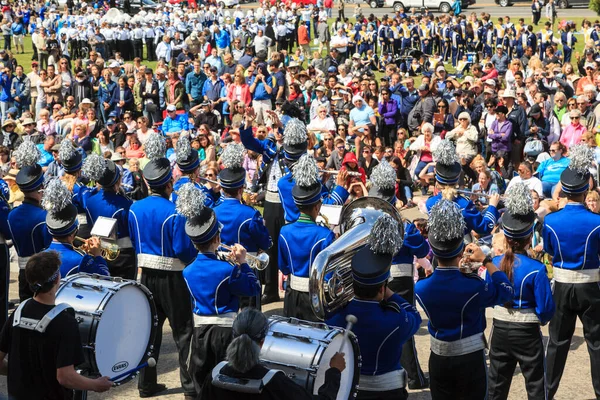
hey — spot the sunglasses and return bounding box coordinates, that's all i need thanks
[324,138,332,141]
[337,146,345,150]
[205,173,215,177]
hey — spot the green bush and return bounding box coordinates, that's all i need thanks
[591,0,600,16]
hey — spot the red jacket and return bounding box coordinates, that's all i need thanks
[298,24,310,45]
[226,83,252,106]
[341,152,366,184]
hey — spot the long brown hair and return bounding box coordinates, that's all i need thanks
[499,235,531,283]
[60,172,78,192]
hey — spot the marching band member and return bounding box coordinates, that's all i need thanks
[82,154,136,280]
[0,182,10,327]
[415,200,513,399]
[488,182,555,399]
[279,154,334,321]
[7,139,52,301]
[426,140,500,236]
[171,135,219,207]
[202,307,346,400]
[328,215,422,400]
[543,144,600,399]
[57,139,95,239]
[369,159,430,390]
[240,107,346,304]
[41,179,109,278]
[128,133,197,399]
[0,252,113,399]
[175,183,261,393]
[215,143,272,307]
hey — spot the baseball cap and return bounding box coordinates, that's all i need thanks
[166,104,177,112]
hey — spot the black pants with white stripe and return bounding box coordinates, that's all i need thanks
[138,269,196,397]
[388,276,427,387]
[429,349,487,400]
[546,281,600,399]
[0,244,8,328]
[488,320,546,400]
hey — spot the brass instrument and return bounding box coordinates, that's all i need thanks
[319,169,363,177]
[309,197,404,321]
[75,236,121,262]
[219,244,270,271]
[199,176,256,196]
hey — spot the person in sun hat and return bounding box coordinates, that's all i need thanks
[543,144,600,398]
[7,138,52,301]
[487,182,555,399]
[128,132,197,399]
[416,199,513,400]
[82,153,136,280]
[176,182,260,394]
[328,214,422,399]
[425,140,501,236]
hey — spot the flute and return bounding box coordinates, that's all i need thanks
[319,169,363,177]
[199,176,256,195]
[457,189,504,199]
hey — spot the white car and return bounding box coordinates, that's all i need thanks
[217,0,239,8]
[384,0,473,12]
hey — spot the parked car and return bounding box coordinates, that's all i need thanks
[384,0,474,12]
[496,0,586,7]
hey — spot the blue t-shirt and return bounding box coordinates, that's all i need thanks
[36,144,54,167]
[537,156,570,184]
[349,105,375,128]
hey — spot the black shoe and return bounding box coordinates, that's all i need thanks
[139,384,167,398]
[408,377,429,390]
[261,294,280,305]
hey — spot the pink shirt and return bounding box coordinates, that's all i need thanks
[560,123,587,148]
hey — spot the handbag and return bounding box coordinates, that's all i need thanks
[523,136,544,157]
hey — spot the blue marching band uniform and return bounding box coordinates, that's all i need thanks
[0,181,11,328]
[542,145,600,399]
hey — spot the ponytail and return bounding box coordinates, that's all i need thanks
[500,235,531,284]
[226,333,261,373]
[441,185,457,201]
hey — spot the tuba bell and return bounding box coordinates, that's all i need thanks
[309,197,404,321]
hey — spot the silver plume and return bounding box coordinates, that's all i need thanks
[370,159,396,190]
[292,153,319,187]
[568,144,593,175]
[369,214,403,255]
[42,178,72,213]
[13,138,41,168]
[145,133,167,160]
[58,139,77,161]
[175,135,193,162]
[176,182,206,219]
[283,118,307,146]
[433,140,459,166]
[504,182,533,216]
[81,154,106,182]
[428,199,466,242]
[220,143,245,169]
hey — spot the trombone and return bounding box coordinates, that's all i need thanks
[219,244,270,270]
[75,236,120,261]
[319,169,363,177]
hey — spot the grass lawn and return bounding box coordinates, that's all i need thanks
[7,14,593,81]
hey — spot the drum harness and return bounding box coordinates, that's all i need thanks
[211,361,284,394]
[12,299,74,333]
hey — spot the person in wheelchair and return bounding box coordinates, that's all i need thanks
[201,307,346,400]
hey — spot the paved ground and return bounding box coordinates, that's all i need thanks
[0,201,595,399]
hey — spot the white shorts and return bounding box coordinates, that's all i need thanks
[13,34,23,46]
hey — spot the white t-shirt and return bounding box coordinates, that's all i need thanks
[506,175,544,198]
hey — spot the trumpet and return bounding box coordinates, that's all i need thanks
[199,177,257,196]
[219,244,270,271]
[319,169,363,177]
[75,236,120,261]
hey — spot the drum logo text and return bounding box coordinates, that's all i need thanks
[112,361,129,373]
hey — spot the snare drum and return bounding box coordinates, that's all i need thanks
[55,273,158,384]
[260,316,361,399]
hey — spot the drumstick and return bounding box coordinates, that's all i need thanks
[110,357,156,383]
[339,314,358,352]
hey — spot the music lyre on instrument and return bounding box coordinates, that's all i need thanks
[319,169,363,177]
[75,217,121,261]
[309,197,404,321]
[219,244,270,271]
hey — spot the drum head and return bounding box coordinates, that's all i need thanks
[315,333,357,400]
[95,285,152,382]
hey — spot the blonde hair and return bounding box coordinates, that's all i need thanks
[60,173,78,192]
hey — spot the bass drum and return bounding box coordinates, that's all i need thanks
[55,273,158,384]
[260,316,360,399]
